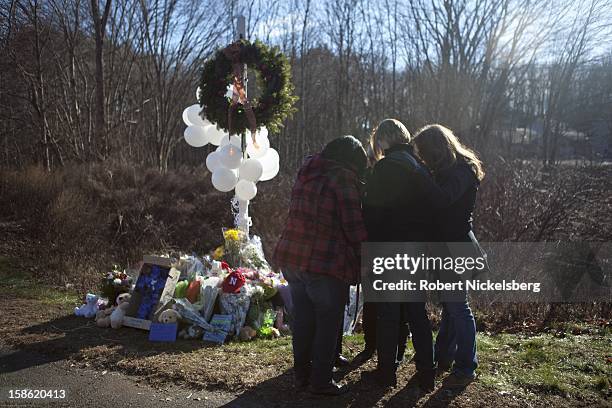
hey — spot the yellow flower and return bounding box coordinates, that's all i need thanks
[213,246,225,260]
[223,229,242,242]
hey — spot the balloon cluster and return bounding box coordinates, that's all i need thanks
[182,93,279,201]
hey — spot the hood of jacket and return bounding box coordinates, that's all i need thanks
[297,153,355,183]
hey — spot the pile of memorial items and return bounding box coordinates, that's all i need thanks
[72,36,364,344]
[74,228,292,344]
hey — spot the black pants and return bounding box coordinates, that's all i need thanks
[363,302,411,354]
[363,302,377,351]
[376,301,434,374]
[336,320,344,357]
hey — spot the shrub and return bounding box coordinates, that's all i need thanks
[0,159,609,330]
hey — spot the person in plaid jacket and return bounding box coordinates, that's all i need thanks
[273,135,368,396]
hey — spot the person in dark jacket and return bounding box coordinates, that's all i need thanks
[273,136,368,396]
[361,119,437,390]
[361,119,476,390]
[412,124,484,386]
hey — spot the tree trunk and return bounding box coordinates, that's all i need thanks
[91,0,112,159]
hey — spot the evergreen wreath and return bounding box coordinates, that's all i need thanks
[198,39,298,135]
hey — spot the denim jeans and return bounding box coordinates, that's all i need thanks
[434,300,478,378]
[284,269,348,388]
[377,301,434,374]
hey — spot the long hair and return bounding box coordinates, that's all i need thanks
[369,119,411,161]
[412,124,485,181]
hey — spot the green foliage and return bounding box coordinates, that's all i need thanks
[520,338,550,363]
[256,309,277,339]
[477,333,611,401]
[199,39,298,135]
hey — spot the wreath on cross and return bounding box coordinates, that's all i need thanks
[198,39,298,136]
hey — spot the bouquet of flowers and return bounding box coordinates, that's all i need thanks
[239,235,270,271]
[223,228,245,266]
[101,267,133,304]
[212,245,225,261]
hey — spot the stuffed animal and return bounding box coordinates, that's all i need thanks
[270,327,281,338]
[239,325,257,341]
[178,324,204,340]
[74,293,99,318]
[95,307,114,327]
[110,293,131,329]
[211,260,231,277]
[158,308,181,324]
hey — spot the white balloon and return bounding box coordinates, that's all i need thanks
[246,127,268,146]
[246,134,270,158]
[184,125,209,147]
[257,127,269,140]
[235,179,257,201]
[206,125,227,146]
[219,144,243,169]
[182,107,194,126]
[205,151,222,173]
[260,161,280,181]
[185,104,208,127]
[259,148,280,170]
[239,158,263,182]
[211,168,237,192]
[220,135,242,148]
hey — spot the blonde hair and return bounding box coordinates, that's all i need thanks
[369,119,411,161]
[412,124,485,181]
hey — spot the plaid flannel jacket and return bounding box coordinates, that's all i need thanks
[273,154,367,284]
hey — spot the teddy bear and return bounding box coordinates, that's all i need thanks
[110,292,131,329]
[95,307,114,328]
[74,293,99,318]
[158,308,181,324]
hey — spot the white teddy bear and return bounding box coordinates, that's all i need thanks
[158,308,181,324]
[74,293,99,318]
[110,293,132,329]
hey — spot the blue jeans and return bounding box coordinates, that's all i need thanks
[434,301,478,378]
[284,269,348,388]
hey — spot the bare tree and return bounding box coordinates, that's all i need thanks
[1,0,611,171]
[135,0,224,172]
[90,0,111,156]
[540,0,611,165]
